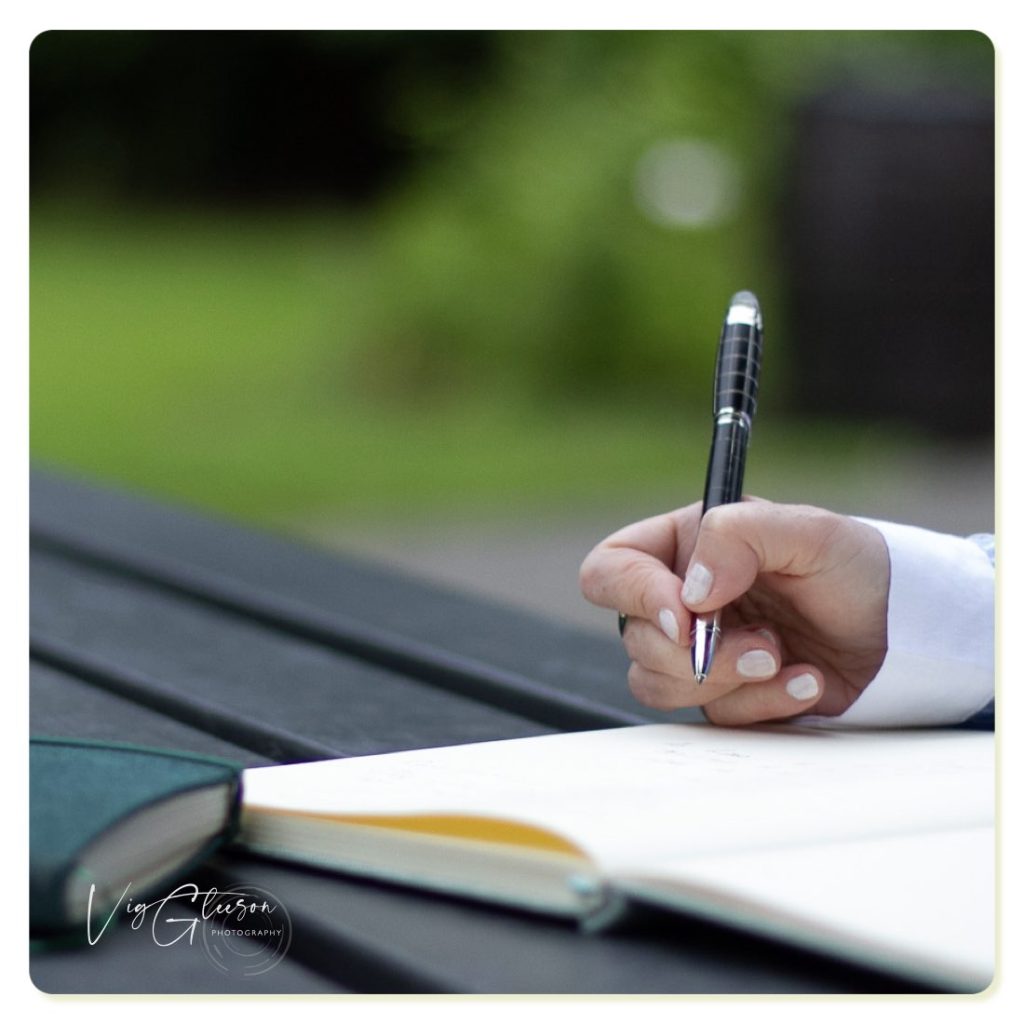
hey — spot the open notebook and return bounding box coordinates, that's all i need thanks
[238,723,995,991]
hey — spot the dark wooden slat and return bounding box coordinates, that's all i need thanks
[199,855,928,994]
[31,661,270,765]
[32,636,346,764]
[30,468,674,729]
[31,550,554,759]
[30,934,346,994]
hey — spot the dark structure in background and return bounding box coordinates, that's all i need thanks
[30,31,493,205]
[786,84,994,437]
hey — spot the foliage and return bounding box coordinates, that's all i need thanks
[30,30,992,523]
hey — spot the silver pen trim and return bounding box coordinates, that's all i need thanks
[725,301,761,327]
[691,610,722,684]
[715,407,752,430]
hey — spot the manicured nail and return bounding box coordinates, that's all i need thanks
[682,563,713,605]
[737,649,778,679]
[786,673,820,701]
[658,608,680,643]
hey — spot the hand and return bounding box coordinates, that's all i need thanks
[579,499,891,725]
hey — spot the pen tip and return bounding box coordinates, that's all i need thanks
[693,671,707,686]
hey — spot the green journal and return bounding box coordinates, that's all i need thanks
[30,737,243,935]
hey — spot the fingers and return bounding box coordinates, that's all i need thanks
[623,621,788,711]
[680,502,847,614]
[579,505,703,644]
[581,499,872,726]
[627,638,824,723]
[583,500,849,628]
[622,612,825,722]
[702,666,824,726]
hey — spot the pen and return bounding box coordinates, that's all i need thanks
[691,290,764,683]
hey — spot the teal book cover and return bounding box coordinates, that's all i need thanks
[30,737,243,936]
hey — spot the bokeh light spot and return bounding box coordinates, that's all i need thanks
[633,138,741,229]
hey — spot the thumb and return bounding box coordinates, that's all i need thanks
[681,502,843,612]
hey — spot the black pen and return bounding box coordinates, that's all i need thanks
[690,290,764,683]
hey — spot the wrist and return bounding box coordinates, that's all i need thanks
[800,519,994,728]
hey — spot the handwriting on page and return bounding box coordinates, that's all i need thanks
[242,724,992,868]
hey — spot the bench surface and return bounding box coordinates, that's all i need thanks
[29,468,932,994]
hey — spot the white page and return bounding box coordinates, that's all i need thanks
[617,826,994,990]
[242,723,993,869]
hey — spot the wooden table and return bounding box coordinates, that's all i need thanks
[29,468,933,994]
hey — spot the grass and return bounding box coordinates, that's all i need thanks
[30,202,925,531]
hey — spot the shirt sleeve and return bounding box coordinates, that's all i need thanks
[796,520,994,728]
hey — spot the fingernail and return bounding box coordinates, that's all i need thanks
[786,673,820,701]
[682,563,713,605]
[658,608,680,643]
[737,649,778,679]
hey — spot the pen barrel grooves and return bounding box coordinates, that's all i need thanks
[693,291,762,682]
[702,419,748,512]
[713,321,763,420]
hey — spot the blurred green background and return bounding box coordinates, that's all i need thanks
[30,31,995,625]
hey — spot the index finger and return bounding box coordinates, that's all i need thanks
[604,501,704,565]
[579,504,703,642]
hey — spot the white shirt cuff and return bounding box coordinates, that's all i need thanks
[797,519,994,728]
